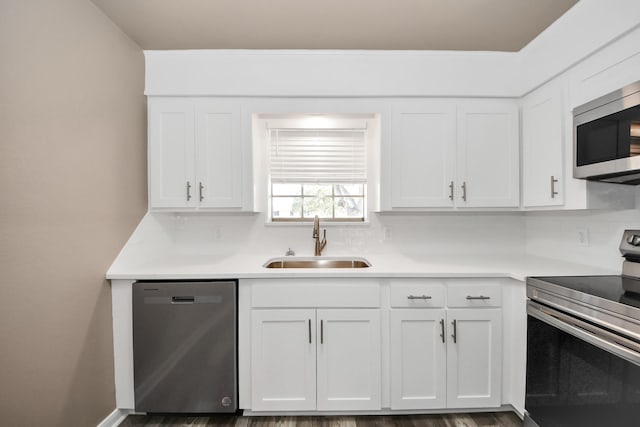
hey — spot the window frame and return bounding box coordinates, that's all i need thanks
[270,182,366,222]
[253,111,380,225]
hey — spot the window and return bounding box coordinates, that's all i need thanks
[269,127,367,222]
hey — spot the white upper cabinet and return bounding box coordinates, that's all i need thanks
[148,97,245,211]
[521,81,564,208]
[148,99,196,208]
[567,25,640,111]
[390,101,457,208]
[387,99,519,209]
[456,100,519,208]
[195,102,243,208]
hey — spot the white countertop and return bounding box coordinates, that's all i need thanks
[106,251,618,282]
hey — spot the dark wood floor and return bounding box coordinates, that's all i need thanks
[120,412,523,427]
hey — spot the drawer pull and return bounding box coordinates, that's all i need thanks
[407,295,432,300]
[466,295,491,300]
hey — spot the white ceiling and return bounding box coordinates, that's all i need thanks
[90,0,578,51]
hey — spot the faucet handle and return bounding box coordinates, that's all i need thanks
[285,247,295,256]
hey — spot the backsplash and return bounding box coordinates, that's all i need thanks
[524,208,640,271]
[115,204,640,272]
[147,211,526,258]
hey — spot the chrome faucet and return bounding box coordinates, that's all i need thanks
[312,215,327,256]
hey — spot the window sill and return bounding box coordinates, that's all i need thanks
[264,220,371,227]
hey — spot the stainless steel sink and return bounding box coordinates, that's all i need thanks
[263,257,371,269]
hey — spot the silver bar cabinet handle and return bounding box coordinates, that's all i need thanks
[451,319,457,343]
[320,319,324,344]
[308,319,312,344]
[449,181,454,201]
[407,295,432,300]
[440,319,445,343]
[466,295,491,300]
[551,175,559,199]
[199,182,204,202]
[186,181,192,201]
[461,181,467,201]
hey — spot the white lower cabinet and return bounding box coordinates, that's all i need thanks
[446,308,502,408]
[251,309,317,411]
[251,308,381,411]
[390,282,502,410]
[390,309,447,409]
[248,279,502,413]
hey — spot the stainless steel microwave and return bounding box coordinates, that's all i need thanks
[574,81,640,184]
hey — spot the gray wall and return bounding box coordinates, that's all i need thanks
[0,0,146,425]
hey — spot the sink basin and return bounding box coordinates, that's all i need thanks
[263,257,371,269]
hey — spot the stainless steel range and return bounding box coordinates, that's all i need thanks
[525,230,640,427]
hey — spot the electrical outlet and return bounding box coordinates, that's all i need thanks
[384,227,392,241]
[577,228,589,246]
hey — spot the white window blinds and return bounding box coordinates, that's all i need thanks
[269,128,367,183]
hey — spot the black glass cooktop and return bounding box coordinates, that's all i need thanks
[532,275,640,310]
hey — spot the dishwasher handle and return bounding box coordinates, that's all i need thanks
[172,296,195,304]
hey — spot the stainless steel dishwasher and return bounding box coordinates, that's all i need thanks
[133,280,237,413]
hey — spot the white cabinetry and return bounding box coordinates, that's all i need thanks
[251,309,381,411]
[457,101,519,208]
[148,99,195,208]
[390,101,457,208]
[148,98,244,210]
[249,280,381,412]
[446,308,502,408]
[316,309,381,411]
[389,281,502,410]
[567,26,640,111]
[387,99,519,209]
[521,81,564,207]
[390,308,447,409]
[195,102,243,208]
[446,283,502,408]
[251,309,317,411]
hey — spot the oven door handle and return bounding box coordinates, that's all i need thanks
[528,301,640,367]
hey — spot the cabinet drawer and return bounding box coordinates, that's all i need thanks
[447,284,502,307]
[390,282,445,308]
[251,279,380,308]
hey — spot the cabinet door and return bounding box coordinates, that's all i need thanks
[195,102,243,208]
[251,309,316,411]
[390,102,457,207]
[316,309,381,411]
[446,309,502,408]
[390,309,446,409]
[148,99,195,208]
[522,83,564,207]
[457,101,519,207]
